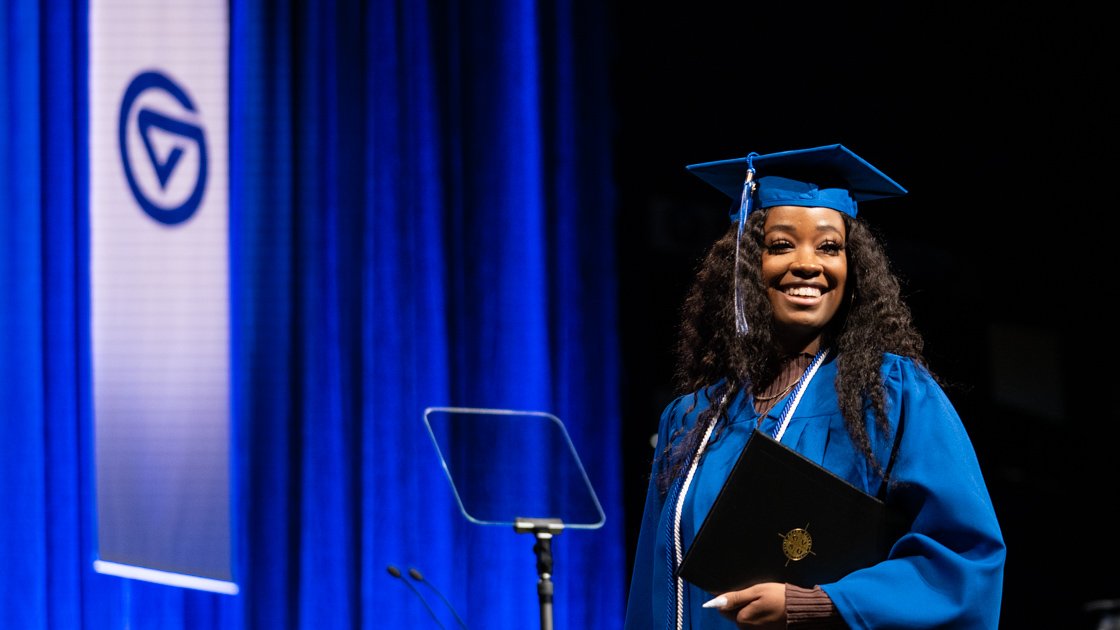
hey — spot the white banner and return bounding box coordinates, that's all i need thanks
[90,0,234,594]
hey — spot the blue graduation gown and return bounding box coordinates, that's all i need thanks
[623,353,1006,629]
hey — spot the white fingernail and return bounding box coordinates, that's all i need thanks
[702,595,727,609]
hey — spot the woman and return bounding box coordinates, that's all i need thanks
[623,145,1006,629]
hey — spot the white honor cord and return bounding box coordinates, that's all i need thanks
[671,397,722,630]
[772,348,829,443]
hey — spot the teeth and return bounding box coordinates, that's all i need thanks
[786,286,821,298]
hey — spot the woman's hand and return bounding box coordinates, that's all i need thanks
[704,582,786,629]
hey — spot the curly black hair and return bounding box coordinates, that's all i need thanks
[655,207,929,492]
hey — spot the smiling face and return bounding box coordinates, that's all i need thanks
[760,205,849,354]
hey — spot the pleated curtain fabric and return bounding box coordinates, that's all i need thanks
[0,0,624,628]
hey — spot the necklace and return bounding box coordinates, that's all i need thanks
[753,348,830,429]
[753,380,795,424]
[752,379,797,402]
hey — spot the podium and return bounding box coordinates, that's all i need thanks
[423,407,606,630]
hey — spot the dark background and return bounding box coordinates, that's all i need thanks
[607,2,1118,627]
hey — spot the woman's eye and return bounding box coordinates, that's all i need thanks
[764,241,793,254]
[819,241,845,255]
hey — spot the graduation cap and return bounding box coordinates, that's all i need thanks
[686,144,907,220]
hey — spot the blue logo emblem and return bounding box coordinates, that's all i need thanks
[118,71,208,225]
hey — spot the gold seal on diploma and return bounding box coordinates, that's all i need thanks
[779,524,814,565]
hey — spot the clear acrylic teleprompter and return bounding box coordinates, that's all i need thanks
[422,407,606,630]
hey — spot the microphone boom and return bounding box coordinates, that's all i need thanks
[409,567,469,630]
[387,565,445,629]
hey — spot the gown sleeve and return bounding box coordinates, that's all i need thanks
[821,357,1007,629]
[622,453,666,630]
[623,395,689,630]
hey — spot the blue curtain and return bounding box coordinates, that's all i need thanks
[1,0,623,628]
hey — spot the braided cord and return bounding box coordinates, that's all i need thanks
[771,348,829,442]
[669,392,725,630]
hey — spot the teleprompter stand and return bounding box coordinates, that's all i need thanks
[515,517,565,630]
[422,407,606,630]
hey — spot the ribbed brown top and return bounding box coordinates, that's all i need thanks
[785,584,846,628]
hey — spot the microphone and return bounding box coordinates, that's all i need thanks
[387,565,445,628]
[408,567,469,630]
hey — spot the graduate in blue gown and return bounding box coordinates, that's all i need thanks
[623,145,1006,629]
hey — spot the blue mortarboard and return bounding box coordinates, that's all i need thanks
[686,144,907,219]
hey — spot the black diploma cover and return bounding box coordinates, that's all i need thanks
[676,429,905,593]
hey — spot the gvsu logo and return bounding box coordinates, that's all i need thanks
[118,71,208,225]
